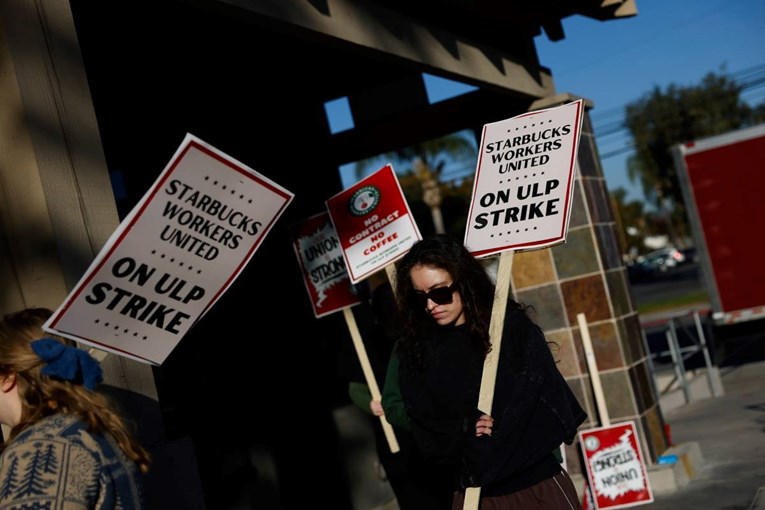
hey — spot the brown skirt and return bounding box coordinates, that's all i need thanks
[452,470,581,510]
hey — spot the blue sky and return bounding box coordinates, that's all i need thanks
[534,0,765,203]
[328,0,765,201]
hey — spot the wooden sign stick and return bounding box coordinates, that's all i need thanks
[384,264,397,292]
[464,250,514,509]
[577,313,610,427]
[343,306,400,454]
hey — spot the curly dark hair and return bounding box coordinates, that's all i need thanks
[394,234,523,374]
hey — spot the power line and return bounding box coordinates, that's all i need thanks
[345,64,765,185]
[592,64,765,121]
[599,145,635,160]
[591,64,765,160]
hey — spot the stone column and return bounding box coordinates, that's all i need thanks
[508,94,668,476]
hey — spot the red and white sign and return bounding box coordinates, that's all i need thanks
[464,99,584,258]
[289,211,361,318]
[579,422,654,509]
[326,164,421,284]
[44,133,294,365]
[582,480,595,510]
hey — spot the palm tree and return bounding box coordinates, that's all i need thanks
[352,130,477,234]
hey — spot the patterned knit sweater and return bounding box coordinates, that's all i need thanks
[0,414,143,509]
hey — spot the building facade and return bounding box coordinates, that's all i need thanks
[1,1,661,507]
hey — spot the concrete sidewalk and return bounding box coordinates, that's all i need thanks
[351,360,765,510]
[636,360,765,509]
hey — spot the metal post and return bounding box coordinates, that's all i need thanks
[640,326,672,449]
[640,327,662,399]
[693,311,725,397]
[667,319,691,404]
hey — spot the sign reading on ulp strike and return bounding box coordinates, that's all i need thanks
[326,164,421,284]
[44,134,294,365]
[290,211,361,318]
[464,99,584,258]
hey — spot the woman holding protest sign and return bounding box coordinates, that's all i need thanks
[346,270,453,509]
[391,234,586,509]
[0,307,149,509]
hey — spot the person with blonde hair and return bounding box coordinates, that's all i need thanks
[0,307,149,508]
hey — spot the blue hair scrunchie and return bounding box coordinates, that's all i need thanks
[30,339,104,390]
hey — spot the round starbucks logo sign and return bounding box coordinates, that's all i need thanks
[349,186,380,216]
[584,436,600,451]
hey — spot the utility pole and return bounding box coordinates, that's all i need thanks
[415,158,445,234]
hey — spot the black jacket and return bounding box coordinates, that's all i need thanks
[398,304,587,494]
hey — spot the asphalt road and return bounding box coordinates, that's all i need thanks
[631,260,765,368]
[627,264,765,510]
[629,262,707,306]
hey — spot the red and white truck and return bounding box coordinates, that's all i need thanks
[671,123,765,325]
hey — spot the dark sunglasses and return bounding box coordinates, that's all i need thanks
[414,284,456,307]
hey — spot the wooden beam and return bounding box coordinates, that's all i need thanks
[0,0,159,399]
[212,0,555,98]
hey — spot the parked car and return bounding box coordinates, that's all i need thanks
[681,247,699,264]
[644,247,686,271]
[627,247,686,282]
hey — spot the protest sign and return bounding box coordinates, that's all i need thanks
[44,133,294,365]
[291,211,400,452]
[289,211,361,318]
[464,99,584,258]
[579,421,654,509]
[462,100,585,510]
[326,164,421,284]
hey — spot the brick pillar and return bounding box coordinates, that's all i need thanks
[508,94,668,476]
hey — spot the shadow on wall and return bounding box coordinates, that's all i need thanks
[100,384,206,508]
